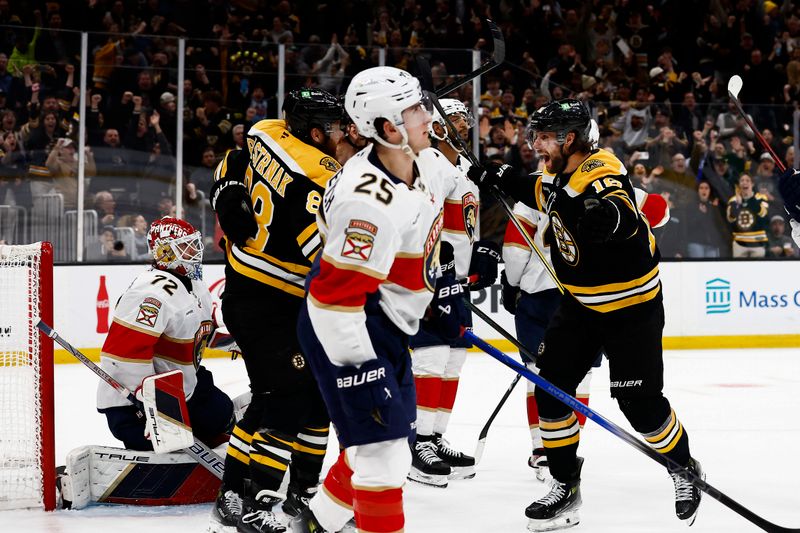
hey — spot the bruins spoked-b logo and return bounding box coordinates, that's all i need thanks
[550,212,579,266]
[291,352,306,370]
[462,192,478,243]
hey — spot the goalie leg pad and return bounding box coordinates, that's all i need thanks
[61,445,223,508]
[141,370,195,454]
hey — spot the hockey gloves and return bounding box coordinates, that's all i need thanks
[468,240,502,291]
[335,358,400,429]
[209,150,257,247]
[778,167,800,221]
[578,196,620,243]
[500,270,520,315]
[427,242,468,341]
[466,161,512,194]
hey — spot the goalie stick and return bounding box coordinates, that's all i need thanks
[727,75,787,173]
[36,320,225,480]
[465,330,800,533]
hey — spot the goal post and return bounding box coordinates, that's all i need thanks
[0,242,55,511]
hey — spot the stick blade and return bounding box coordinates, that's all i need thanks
[728,75,743,99]
[486,19,506,64]
[415,54,434,93]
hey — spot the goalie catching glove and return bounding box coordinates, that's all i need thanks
[210,149,257,247]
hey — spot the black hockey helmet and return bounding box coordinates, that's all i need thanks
[526,98,591,146]
[282,88,343,143]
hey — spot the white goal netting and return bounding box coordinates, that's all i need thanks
[0,243,49,510]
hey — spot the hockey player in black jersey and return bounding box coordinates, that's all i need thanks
[208,89,344,533]
[468,99,703,531]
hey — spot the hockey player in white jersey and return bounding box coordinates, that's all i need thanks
[293,66,462,533]
[408,98,500,487]
[96,216,234,451]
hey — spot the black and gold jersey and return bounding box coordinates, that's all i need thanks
[214,119,341,301]
[519,149,660,313]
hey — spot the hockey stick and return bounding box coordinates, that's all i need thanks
[465,300,534,464]
[36,320,225,480]
[432,19,505,98]
[727,75,787,173]
[465,330,800,533]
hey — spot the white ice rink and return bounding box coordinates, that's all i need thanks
[3,347,799,532]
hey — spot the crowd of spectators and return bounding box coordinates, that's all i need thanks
[1,0,800,261]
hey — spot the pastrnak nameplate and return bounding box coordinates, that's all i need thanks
[342,219,377,261]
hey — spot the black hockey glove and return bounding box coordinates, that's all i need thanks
[427,242,468,341]
[466,162,512,194]
[210,179,257,247]
[335,358,399,429]
[778,167,800,221]
[500,270,520,315]
[468,240,502,291]
[578,196,620,243]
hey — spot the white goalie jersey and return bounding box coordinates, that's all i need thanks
[96,269,214,410]
[307,144,457,366]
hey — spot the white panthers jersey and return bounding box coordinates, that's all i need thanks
[503,201,554,294]
[502,188,670,295]
[442,154,479,278]
[97,268,214,410]
[307,144,457,366]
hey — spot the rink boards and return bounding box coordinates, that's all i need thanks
[50,261,800,362]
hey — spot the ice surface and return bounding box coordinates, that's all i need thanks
[2,348,798,532]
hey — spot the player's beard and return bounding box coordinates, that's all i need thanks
[546,147,566,175]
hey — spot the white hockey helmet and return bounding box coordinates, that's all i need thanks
[429,98,476,147]
[345,66,430,153]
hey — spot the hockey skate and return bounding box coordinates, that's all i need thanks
[207,486,243,533]
[434,433,475,480]
[282,486,316,518]
[290,507,328,533]
[670,458,704,526]
[525,458,583,532]
[238,487,287,533]
[528,448,551,483]
[407,437,450,488]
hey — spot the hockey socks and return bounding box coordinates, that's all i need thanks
[353,486,404,533]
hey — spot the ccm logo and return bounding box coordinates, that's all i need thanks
[337,367,386,388]
[609,380,643,388]
[477,246,501,260]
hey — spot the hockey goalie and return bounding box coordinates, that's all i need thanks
[58,217,239,509]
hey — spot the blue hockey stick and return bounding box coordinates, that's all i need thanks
[464,330,799,533]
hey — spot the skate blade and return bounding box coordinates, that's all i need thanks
[448,465,476,480]
[527,510,580,532]
[683,471,706,527]
[407,470,448,488]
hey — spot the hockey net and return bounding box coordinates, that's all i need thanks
[0,242,55,510]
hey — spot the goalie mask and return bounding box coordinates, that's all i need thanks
[147,217,204,280]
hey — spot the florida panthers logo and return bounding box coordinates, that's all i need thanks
[193,320,214,369]
[423,213,445,291]
[462,192,478,243]
[550,212,579,266]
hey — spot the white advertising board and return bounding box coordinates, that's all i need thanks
[50,261,800,354]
